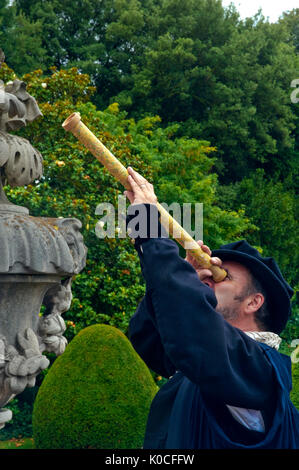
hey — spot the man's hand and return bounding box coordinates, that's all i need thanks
[185,240,222,281]
[124,167,158,205]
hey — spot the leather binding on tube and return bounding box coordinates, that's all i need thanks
[62,112,227,282]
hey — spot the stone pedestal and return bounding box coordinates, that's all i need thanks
[0,204,87,428]
[0,52,87,429]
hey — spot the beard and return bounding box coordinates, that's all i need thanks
[215,304,241,323]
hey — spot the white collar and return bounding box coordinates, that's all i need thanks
[245,331,282,350]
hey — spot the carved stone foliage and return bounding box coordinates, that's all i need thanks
[0,131,43,187]
[38,313,67,356]
[0,408,12,430]
[0,277,74,409]
[0,78,42,132]
[0,50,43,197]
[38,277,73,356]
[0,74,43,188]
[0,328,49,404]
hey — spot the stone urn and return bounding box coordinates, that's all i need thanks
[0,51,87,429]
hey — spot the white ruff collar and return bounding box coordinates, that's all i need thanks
[245,331,282,350]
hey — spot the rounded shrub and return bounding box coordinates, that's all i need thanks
[32,324,158,449]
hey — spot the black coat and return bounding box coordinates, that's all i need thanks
[127,205,283,447]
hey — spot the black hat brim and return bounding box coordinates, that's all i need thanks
[211,248,291,334]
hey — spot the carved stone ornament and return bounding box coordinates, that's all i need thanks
[0,78,42,132]
[0,131,43,187]
[0,49,87,429]
[38,277,73,355]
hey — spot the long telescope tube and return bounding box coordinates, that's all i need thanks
[62,112,227,282]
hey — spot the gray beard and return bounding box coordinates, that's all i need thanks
[215,304,240,322]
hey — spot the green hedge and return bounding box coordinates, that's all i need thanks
[32,324,158,449]
[291,360,299,411]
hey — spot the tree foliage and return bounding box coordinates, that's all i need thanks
[0,0,297,343]
[0,63,253,339]
[0,0,296,349]
[0,1,298,438]
[0,0,296,183]
[10,0,151,110]
[217,170,298,286]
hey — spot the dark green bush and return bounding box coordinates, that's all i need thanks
[32,324,158,449]
[0,388,37,440]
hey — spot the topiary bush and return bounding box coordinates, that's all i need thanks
[32,324,158,449]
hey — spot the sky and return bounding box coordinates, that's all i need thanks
[221,0,298,22]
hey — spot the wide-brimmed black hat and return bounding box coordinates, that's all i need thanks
[212,240,294,334]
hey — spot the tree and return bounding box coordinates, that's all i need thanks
[12,0,150,109]
[0,63,254,339]
[2,1,296,184]
[278,10,299,194]
[217,169,298,286]
[280,8,299,52]
[122,9,299,182]
[0,1,45,74]
[115,0,240,122]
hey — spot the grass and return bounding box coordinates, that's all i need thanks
[0,438,35,449]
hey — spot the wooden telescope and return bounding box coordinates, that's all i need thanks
[62,112,227,282]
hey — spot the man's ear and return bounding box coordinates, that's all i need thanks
[245,293,264,314]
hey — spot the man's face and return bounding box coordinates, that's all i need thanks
[202,260,252,324]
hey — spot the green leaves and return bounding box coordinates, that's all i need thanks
[1,0,297,183]
[0,64,254,338]
[0,1,297,341]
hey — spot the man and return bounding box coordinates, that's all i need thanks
[124,167,299,449]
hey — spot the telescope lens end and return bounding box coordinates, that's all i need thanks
[62,112,81,131]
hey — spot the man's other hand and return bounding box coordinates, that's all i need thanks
[185,240,222,281]
[124,167,158,206]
